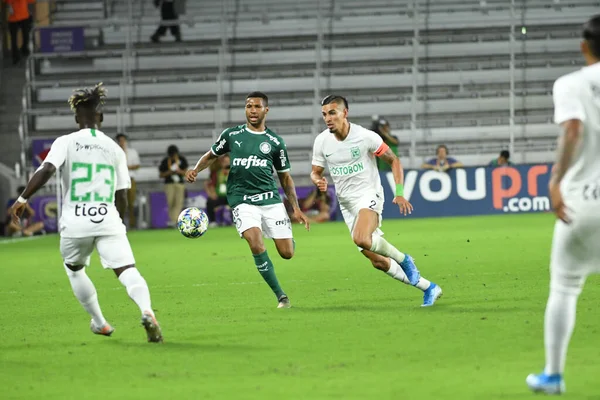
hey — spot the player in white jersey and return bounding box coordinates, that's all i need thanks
[526,15,600,394]
[9,83,163,343]
[310,95,442,306]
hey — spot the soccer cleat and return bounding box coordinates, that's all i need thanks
[422,283,443,307]
[526,372,565,395]
[399,254,421,286]
[277,295,291,309]
[90,320,114,337]
[141,312,163,343]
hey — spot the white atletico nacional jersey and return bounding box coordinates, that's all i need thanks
[43,128,131,238]
[312,123,387,208]
[553,62,600,203]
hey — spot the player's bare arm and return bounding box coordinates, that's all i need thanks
[549,119,583,224]
[378,147,413,216]
[310,165,327,192]
[115,189,128,221]
[10,163,56,223]
[278,171,310,230]
[186,150,219,183]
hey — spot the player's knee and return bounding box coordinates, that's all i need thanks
[550,273,585,296]
[278,248,294,260]
[250,243,266,254]
[362,252,387,271]
[371,259,388,271]
[64,264,85,273]
[352,233,371,250]
[113,264,135,278]
[65,263,84,272]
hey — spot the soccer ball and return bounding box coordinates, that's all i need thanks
[177,207,209,238]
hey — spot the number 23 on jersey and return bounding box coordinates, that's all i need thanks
[70,162,115,202]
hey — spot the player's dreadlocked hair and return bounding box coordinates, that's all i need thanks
[68,82,107,113]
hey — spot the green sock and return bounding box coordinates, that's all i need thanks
[253,250,285,299]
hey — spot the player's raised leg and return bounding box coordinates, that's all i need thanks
[97,235,163,343]
[269,203,301,308]
[272,237,294,309]
[352,209,420,285]
[234,203,292,308]
[243,227,289,308]
[60,237,113,336]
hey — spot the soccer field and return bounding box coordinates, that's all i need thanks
[1,213,599,400]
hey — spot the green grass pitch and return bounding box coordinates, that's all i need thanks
[1,213,599,400]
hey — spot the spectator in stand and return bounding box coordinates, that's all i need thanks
[287,188,332,224]
[159,145,188,227]
[204,154,230,227]
[4,0,34,65]
[5,186,45,237]
[150,0,183,43]
[370,115,399,171]
[116,134,141,228]
[489,150,514,167]
[421,145,463,172]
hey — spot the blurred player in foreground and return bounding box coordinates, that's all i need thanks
[526,14,600,394]
[9,83,163,343]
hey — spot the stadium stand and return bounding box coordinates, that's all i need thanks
[19,0,600,188]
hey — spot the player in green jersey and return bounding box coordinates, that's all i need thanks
[186,92,310,308]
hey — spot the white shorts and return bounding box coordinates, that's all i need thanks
[339,192,384,251]
[550,207,600,295]
[232,203,293,239]
[60,234,136,269]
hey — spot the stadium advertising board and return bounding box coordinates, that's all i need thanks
[379,163,552,219]
[39,27,84,53]
[28,195,59,232]
[148,186,338,228]
[31,138,55,168]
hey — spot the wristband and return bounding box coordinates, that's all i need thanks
[16,196,27,204]
[395,184,404,197]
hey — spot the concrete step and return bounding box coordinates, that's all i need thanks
[0,65,27,168]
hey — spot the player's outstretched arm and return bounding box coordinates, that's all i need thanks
[278,171,310,231]
[378,148,413,216]
[185,151,218,183]
[9,163,56,223]
[310,165,327,192]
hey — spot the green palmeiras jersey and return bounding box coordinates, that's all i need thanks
[210,124,291,208]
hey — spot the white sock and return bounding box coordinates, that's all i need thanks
[415,277,431,291]
[385,259,409,284]
[118,268,153,316]
[386,259,432,291]
[544,289,578,375]
[64,265,106,327]
[370,236,406,263]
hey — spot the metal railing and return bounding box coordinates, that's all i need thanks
[18,0,588,176]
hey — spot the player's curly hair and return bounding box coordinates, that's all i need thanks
[68,82,107,113]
